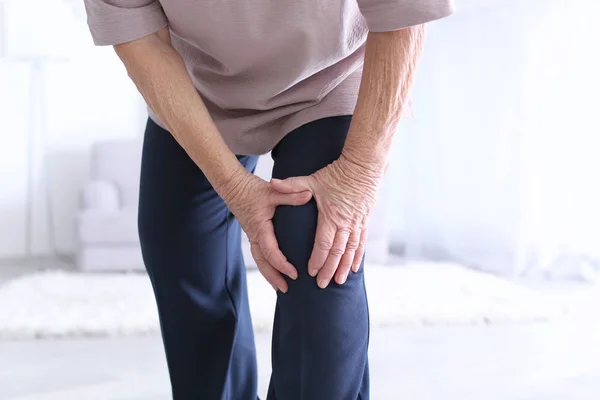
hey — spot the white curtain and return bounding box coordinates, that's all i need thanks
[387,0,600,281]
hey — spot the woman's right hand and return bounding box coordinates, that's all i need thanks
[113,27,309,292]
[221,170,312,293]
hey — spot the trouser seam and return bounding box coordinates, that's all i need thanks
[222,208,239,400]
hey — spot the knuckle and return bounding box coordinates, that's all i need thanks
[346,242,359,251]
[336,267,348,279]
[265,194,276,206]
[250,248,263,262]
[250,224,265,241]
[293,192,307,202]
[256,258,269,268]
[329,247,345,257]
[261,246,274,261]
[252,256,263,266]
[337,226,352,235]
[316,238,333,251]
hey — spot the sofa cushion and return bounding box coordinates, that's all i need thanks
[91,139,142,209]
[78,209,139,245]
[78,246,144,272]
[81,180,120,211]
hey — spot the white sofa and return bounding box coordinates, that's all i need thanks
[76,139,144,271]
[76,140,389,272]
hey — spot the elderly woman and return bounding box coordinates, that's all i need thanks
[83,0,453,398]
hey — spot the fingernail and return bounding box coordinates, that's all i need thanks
[309,269,317,277]
[338,275,347,285]
[279,286,288,294]
[290,270,298,280]
[318,279,328,289]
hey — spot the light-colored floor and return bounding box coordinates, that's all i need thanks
[2,260,600,399]
[2,320,600,400]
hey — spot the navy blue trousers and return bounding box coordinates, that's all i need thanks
[138,116,369,400]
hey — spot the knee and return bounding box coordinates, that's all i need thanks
[272,201,318,276]
[272,199,366,288]
[273,200,367,315]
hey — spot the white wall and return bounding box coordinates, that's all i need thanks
[0,61,30,256]
[387,0,600,276]
[387,0,531,253]
[0,0,147,257]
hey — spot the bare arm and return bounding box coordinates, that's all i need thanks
[342,26,426,175]
[115,28,308,291]
[114,28,245,202]
[270,26,427,287]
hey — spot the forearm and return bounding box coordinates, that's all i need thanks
[342,26,426,175]
[114,28,245,200]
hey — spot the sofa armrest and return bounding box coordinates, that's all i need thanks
[80,180,120,211]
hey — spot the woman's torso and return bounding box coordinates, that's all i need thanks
[151,0,368,154]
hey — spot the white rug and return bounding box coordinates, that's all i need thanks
[0,262,596,339]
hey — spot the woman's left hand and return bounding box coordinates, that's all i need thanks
[271,155,382,288]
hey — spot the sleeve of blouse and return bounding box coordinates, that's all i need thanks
[357,0,455,32]
[84,0,168,46]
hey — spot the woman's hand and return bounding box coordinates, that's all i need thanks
[222,171,312,293]
[271,155,382,288]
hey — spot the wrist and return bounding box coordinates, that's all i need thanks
[215,163,251,207]
[337,153,386,192]
[340,147,387,180]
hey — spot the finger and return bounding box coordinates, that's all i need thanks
[335,229,360,285]
[317,228,350,289]
[308,216,336,278]
[258,223,298,280]
[351,228,368,273]
[270,190,312,207]
[271,176,311,194]
[251,244,288,293]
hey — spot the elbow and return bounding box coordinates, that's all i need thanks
[113,27,172,78]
